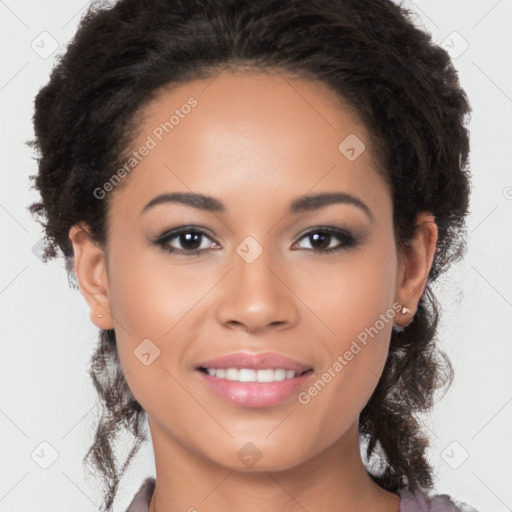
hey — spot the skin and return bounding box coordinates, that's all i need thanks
[69,69,437,512]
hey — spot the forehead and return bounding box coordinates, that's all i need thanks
[109,69,387,215]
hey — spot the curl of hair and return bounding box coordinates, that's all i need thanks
[84,329,148,511]
[28,0,470,509]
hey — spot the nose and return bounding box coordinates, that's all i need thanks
[215,245,299,333]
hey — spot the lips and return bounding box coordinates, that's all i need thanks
[195,352,314,407]
[196,352,313,373]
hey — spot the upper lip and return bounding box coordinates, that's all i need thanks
[196,352,313,373]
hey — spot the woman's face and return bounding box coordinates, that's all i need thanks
[73,70,421,471]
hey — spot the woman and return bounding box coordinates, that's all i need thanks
[29,0,477,511]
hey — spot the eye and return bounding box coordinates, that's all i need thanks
[152,227,220,255]
[151,225,359,257]
[292,227,359,254]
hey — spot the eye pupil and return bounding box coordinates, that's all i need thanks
[310,232,330,250]
[180,232,201,250]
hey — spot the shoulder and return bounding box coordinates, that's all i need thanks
[399,488,480,512]
[125,477,156,512]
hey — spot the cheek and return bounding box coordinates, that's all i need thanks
[293,242,399,433]
[106,237,210,340]
[104,239,226,410]
[301,243,398,341]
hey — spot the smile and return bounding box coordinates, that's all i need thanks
[200,367,311,383]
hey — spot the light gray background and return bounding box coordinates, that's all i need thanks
[1,1,511,511]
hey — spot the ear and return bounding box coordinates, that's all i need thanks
[394,213,438,328]
[68,223,114,330]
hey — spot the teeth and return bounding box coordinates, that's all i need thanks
[205,368,300,382]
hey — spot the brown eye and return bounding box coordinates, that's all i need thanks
[153,227,219,255]
[176,231,203,251]
[293,227,358,254]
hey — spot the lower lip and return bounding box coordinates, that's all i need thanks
[197,370,313,408]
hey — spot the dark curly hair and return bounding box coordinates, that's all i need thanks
[28,0,471,510]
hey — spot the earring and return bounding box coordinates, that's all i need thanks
[400,306,411,315]
[95,313,104,318]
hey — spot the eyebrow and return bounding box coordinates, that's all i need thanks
[141,191,374,221]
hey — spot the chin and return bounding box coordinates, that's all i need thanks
[202,438,316,474]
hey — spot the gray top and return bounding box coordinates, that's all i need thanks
[125,477,480,512]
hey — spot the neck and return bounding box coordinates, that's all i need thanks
[147,420,400,512]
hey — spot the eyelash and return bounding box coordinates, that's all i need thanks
[152,225,360,256]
